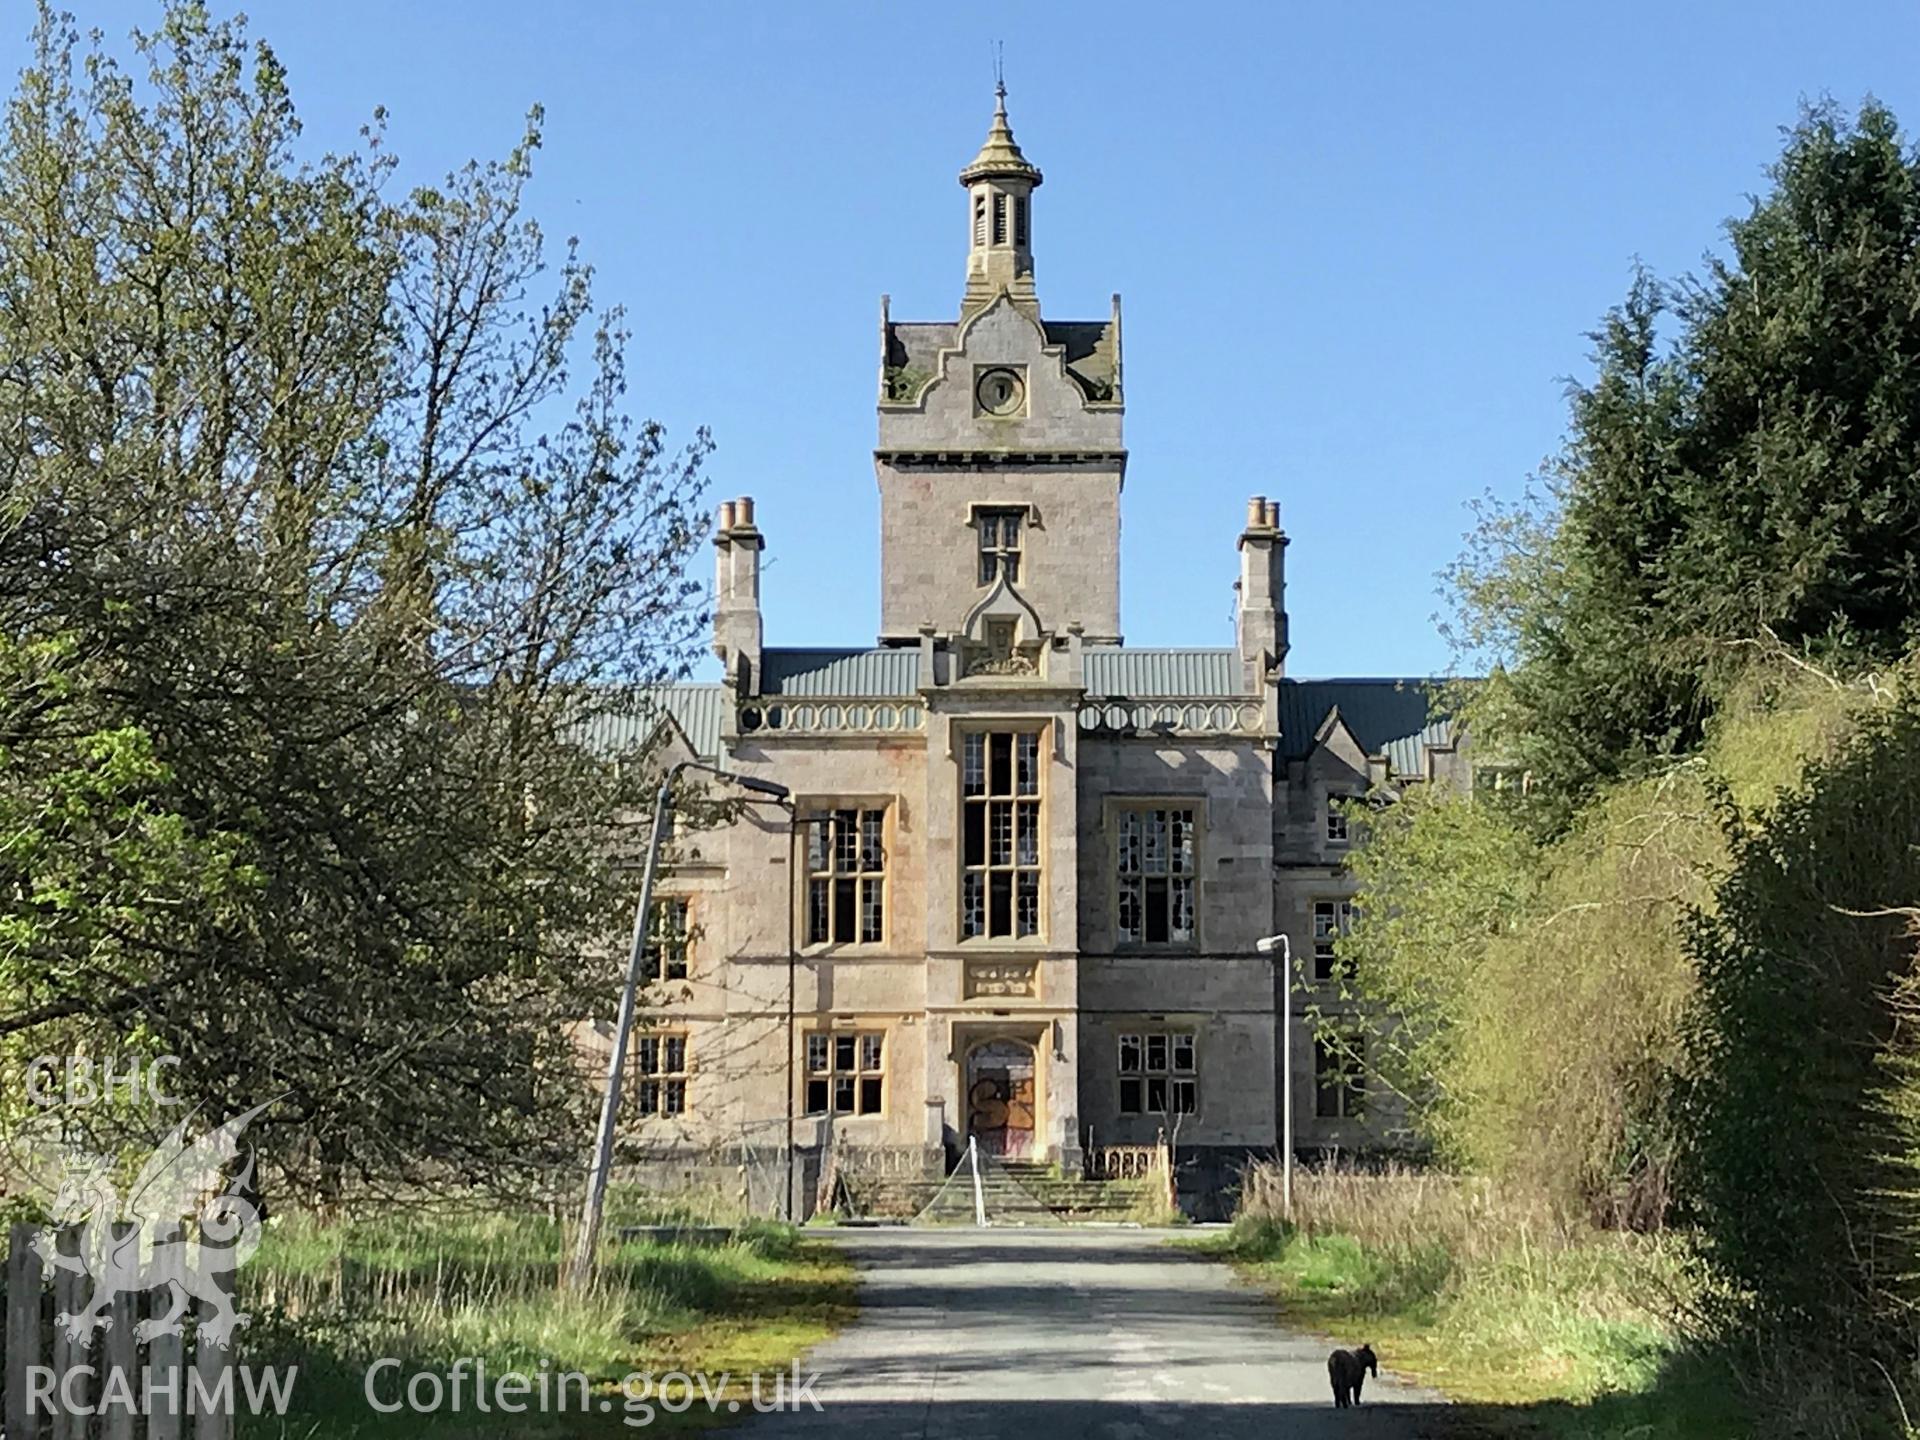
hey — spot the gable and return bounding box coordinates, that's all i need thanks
[1280,678,1453,777]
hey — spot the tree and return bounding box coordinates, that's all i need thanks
[0,2,711,1202]
[1452,100,1920,826]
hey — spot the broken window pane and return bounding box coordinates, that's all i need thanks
[962,729,1044,940]
[1016,733,1039,794]
[808,879,829,944]
[1016,873,1040,936]
[1170,878,1194,941]
[1144,810,1167,873]
[1144,877,1170,943]
[1016,803,1039,865]
[805,809,890,946]
[1116,807,1197,947]
[990,872,1012,935]
[991,802,1013,865]
[1173,811,1194,870]
[643,898,688,981]
[1116,1029,1201,1116]
[831,879,855,943]
[963,733,986,795]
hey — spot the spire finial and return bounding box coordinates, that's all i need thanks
[960,48,1041,190]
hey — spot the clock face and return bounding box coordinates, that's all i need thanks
[976,367,1026,417]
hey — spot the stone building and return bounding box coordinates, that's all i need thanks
[601,88,1465,1215]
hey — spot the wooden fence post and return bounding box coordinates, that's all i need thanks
[4,1219,251,1439]
[5,1223,46,1440]
[104,1222,138,1440]
[191,1256,234,1440]
[50,1226,84,1440]
[147,1223,182,1440]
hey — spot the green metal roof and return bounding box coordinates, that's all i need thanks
[1384,720,1456,777]
[760,648,922,697]
[575,666,1453,775]
[581,684,727,762]
[1083,647,1240,697]
[1279,678,1453,774]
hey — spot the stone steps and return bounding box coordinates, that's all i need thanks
[834,1165,1153,1222]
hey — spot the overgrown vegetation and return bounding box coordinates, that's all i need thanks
[1334,667,1866,1222]
[1203,1164,1743,1439]
[239,1206,854,1435]
[1681,685,1920,1375]
[1315,97,1920,1437]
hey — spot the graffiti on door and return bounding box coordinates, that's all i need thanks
[967,1038,1036,1157]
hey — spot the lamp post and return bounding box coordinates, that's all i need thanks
[569,759,790,1289]
[1256,932,1293,1222]
[783,810,798,1223]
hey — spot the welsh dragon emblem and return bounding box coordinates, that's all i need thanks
[21,1101,272,1350]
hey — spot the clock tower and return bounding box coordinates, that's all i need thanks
[874,85,1125,647]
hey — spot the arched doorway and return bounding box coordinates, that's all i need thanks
[966,1038,1037,1158]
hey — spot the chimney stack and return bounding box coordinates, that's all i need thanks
[713,495,764,694]
[1235,494,1289,692]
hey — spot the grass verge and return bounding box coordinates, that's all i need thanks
[238,1203,855,1437]
[1185,1164,1750,1439]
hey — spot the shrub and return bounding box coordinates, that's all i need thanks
[1682,677,1920,1360]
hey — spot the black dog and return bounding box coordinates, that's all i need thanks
[1327,1343,1378,1407]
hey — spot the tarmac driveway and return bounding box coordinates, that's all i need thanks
[746,1226,1452,1439]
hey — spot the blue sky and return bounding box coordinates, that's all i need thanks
[20,2,1920,677]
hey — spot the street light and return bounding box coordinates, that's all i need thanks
[569,758,791,1289]
[782,811,798,1226]
[1256,932,1294,1222]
